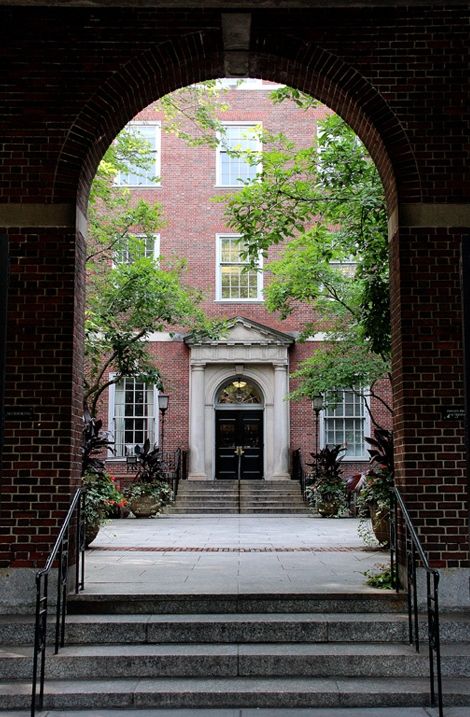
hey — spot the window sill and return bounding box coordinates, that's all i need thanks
[339,457,369,463]
[214,299,264,304]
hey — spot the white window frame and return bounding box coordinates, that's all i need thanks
[115,121,161,188]
[107,375,159,460]
[216,121,262,187]
[320,388,370,461]
[215,233,263,302]
[113,233,160,266]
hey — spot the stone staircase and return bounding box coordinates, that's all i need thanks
[167,479,310,514]
[1,593,470,710]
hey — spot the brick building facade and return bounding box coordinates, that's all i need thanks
[1,2,469,611]
[101,81,392,485]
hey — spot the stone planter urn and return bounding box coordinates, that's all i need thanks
[317,499,342,517]
[129,495,161,518]
[369,504,390,546]
[85,521,100,548]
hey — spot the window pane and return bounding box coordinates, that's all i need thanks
[113,378,155,457]
[118,125,158,186]
[324,389,366,457]
[218,235,261,301]
[218,124,260,187]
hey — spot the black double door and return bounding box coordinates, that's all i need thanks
[215,410,263,480]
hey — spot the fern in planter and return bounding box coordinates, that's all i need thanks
[305,445,347,517]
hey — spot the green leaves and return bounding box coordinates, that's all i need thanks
[290,342,389,402]
[157,81,230,148]
[217,99,390,402]
[85,120,222,416]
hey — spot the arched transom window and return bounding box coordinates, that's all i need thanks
[217,378,262,405]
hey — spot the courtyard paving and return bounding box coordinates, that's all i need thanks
[84,515,390,595]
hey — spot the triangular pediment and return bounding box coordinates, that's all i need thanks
[185,316,294,346]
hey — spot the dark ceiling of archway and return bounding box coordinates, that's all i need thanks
[0,0,464,6]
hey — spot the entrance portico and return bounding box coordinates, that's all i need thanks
[186,317,293,481]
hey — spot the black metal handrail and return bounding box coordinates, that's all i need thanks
[172,447,182,497]
[31,487,86,717]
[292,448,308,502]
[390,486,443,717]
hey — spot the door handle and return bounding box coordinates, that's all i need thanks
[234,446,245,456]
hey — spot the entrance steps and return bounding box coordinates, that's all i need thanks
[167,479,310,514]
[1,594,470,710]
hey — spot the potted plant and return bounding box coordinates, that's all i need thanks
[125,439,174,517]
[81,409,126,545]
[82,471,127,546]
[357,428,394,546]
[305,445,347,517]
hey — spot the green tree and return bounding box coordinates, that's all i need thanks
[217,92,391,412]
[85,127,222,417]
[157,80,231,148]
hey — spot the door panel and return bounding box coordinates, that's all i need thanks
[216,410,263,480]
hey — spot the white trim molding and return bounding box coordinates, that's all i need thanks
[186,317,292,480]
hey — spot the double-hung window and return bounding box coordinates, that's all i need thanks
[115,122,161,187]
[114,234,160,265]
[323,389,369,459]
[109,377,157,458]
[216,234,263,301]
[216,123,262,187]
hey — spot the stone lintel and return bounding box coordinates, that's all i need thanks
[389,203,470,235]
[0,203,76,228]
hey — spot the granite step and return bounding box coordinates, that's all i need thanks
[2,642,469,681]
[3,676,470,710]
[168,507,240,511]
[6,611,446,646]
[66,592,407,615]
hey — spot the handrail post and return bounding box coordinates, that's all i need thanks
[392,486,443,716]
[412,542,420,653]
[30,487,85,716]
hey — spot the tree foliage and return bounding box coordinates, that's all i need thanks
[157,80,231,148]
[216,90,390,405]
[85,127,223,416]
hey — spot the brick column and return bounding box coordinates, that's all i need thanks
[390,204,470,607]
[0,204,84,613]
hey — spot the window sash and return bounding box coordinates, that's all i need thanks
[322,390,368,459]
[114,234,159,265]
[110,378,157,458]
[216,123,261,187]
[116,123,161,187]
[216,234,262,301]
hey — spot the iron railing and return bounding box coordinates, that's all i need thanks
[31,487,86,717]
[158,448,182,497]
[390,486,443,717]
[291,448,308,502]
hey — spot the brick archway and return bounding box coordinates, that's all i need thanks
[2,5,469,611]
[56,41,414,213]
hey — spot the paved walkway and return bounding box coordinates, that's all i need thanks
[84,515,390,595]
[3,707,468,717]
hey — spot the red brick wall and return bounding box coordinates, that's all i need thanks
[391,227,468,568]
[0,5,468,571]
[1,227,84,569]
